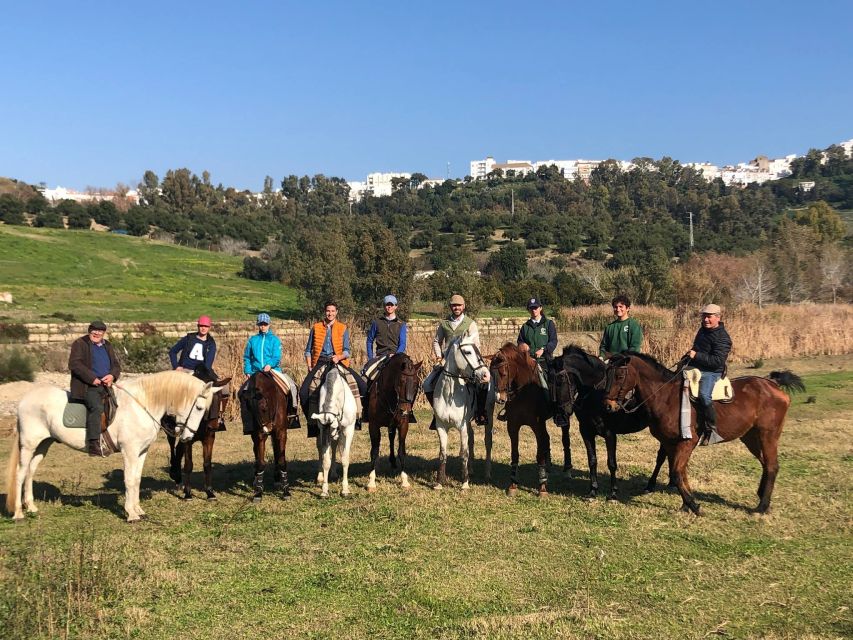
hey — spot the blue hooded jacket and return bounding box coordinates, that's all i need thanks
[243,331,282,374]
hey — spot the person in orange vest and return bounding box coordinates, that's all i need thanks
[299,301,366,428]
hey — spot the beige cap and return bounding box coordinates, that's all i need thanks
[449,294,465,306]
[700,303,722,315]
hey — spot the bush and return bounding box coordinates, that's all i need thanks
[0,348,35,382]
[0,194,25,225]
[34,209,63,228]
[111,335,172,373]
[0,323,29,343]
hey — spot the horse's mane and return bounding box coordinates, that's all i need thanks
[617,351,675,377]
[496,342,538,386]
[562,344,600,369]
[320,368,344,414]
[130,370,206,409]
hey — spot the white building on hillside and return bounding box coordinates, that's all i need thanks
[470,157,496,180]
[43,186,139,204]
[366,172,411,197]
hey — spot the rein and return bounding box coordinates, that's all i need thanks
[608,358,690,414]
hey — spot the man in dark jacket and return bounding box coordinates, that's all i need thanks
[516,297,566,427]
[362,295,408,422]
[69,321,121,456]
[168,315,217,374]
[687,303,732,442]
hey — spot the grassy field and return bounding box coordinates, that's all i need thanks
[0,226,299,322]
[0,355,850,639]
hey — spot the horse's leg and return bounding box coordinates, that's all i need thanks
[388,423,398,469]
[202,433,216,500]
[459,423,471,490]
[535,421,549,497]
[339,426,355,497]
[272,426,290,499]
[398,422,410,490]
[24,439,53,514]
[11,439,35,521]
[367,421,381,492]
[506,423,520,497]
[434,425,448,489]
[484,415,493,482]
[671,440,701,515]
[167,435,182,485]
[604,431,619,501]
[251,433,265,502]
[582,430,599,499]
[181,442,193,500]
[741,428,777,514]
[644,444,669,494]
[122,449,144,522]
[467,419,476,473]
[560,421,573,477]
[320,429,332,498]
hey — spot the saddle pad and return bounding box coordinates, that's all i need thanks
[336,365,363,415]
[363,354,391,382]
[63,402,88,428]
[683,368,734,403]
[268,369,291,396]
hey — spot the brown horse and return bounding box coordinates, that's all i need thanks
[490,342,553,497]
[366,354,423,491]
[166,364,231,500]
[240,371,295,502]
[603,352,804,514]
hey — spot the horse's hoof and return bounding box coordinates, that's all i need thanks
[538,489,549,498]
[606,495,618,502]
[433,483,443,491]
[583,491,597,502]
[341,490,351,498]
[367,485,377,493]
[506,486,518,498]
[252,495,263,503]
[320,492,329,499]
[643,486,655,494]
[205,491,217,501]
[461,482,470,490]
[401,483,411,491]
[127,518,140,525]
[182,493,192,501]
[13,516,26,524]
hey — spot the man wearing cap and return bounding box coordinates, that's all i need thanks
[517,297,566,426]
[299,301,366,428]
[686,303,732,443]
[599,295,643,360]
[362,295,408,421]
[69,321,121,456]
[242,313,300,431]
[169,315,217,374]
[422,294,483,429]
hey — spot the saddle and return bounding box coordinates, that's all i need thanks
[267,369,292,397]
[62,388,118,430]
[363,354,392,383]
[683,368,734,403]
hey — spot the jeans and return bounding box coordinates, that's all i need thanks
[697,371,721,410]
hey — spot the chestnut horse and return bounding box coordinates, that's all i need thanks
[241,371,295,502]
[604,352,804,514]
[166,364,232,500]
[490,343,554,497]
[555,345,670,500]
[366,354,423,491]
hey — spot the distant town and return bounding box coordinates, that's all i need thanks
[39,138,853,206]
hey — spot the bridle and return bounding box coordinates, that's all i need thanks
[605,356,689,413]
[441,341,489,384]
[253,372,286,434]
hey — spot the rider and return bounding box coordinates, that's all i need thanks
[516,297,566,427]
[599,294,643,360]
[241,313,300,432]
[169,315,218,375]
[299,301,367,428]
[362,294,408,421]
[686,303,732,445]
[69,321,121,457]
[422,294,484,429]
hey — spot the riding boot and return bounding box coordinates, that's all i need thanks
[288,414,301,429]
[474,385,488,425]
[699,403,722,446]
[87,438,102,457]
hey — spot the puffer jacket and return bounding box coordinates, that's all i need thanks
[689,323,732,373]
[243,331,282,374]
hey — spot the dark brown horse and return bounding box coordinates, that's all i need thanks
[554,345,671,500]
[490,342,553,497]
[366,354,423,491]
[241,371,296,502]
[603,352,804,514]
[166,365,232,500]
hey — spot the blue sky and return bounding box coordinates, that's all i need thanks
[1,1,851,190]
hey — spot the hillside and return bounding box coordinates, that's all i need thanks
[0,226,299,322]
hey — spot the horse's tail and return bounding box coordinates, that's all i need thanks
[767,370,805,394]
[5,425,20,515]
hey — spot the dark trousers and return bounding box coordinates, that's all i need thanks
[83,386,104,441]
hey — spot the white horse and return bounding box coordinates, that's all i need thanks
[6,371,221,522]
[310,366,357,498]
[430,338,491,490]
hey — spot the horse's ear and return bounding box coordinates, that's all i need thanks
[483,353,495,362]
[203,381,214,391]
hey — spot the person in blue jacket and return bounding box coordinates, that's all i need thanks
[240,313,299,432]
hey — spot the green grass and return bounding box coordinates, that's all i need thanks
[0,226,299,321]
[0,362,851,639]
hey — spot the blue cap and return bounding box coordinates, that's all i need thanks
[383,294,398,305]
[256,312,271,325]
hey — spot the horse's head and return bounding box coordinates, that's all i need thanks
[177,380,224,442]
[392,354,423,417]
[490,343,539,404]
[311,367,347,437]
[603,354,638,414]
[446,339,490,385]
[191,366,231,431]
[244,372,285,436]
[551,353,579,417]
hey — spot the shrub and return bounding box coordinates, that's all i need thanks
[35,209,63,228]
[0,348,35,382]
[49,312,76,322]
[0,323,29,343]
[111,335,172,373]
